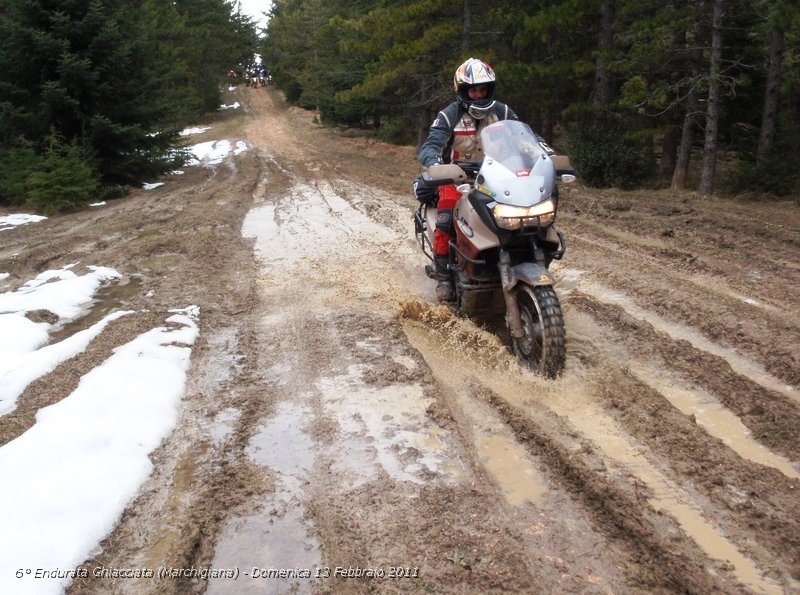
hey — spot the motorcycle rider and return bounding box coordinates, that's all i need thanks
[416,58,519,301]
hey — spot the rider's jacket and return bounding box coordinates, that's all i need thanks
[418,101,518,167]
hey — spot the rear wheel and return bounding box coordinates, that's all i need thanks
[512,285,566,378]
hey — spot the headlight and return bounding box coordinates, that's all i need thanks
[493,199,556,230]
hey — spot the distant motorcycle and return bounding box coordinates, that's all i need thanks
[415,120,575,378]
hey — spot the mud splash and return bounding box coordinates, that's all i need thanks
[403,322,550,507]
[397,298,512,370]
[404,304,784,594]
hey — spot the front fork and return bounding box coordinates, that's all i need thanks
[499,247,556,341]
[499,251,525,340]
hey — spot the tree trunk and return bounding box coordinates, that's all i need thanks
[660,127,678,181]
[594,1,615,112]
[757,25,784,163]
[699,0,724,197]
[417,107,434,151]
[416,79,436,152]
[544,108,556,145]
[532,108,544,138]
[462,0,471,53]
[672,110,694,190]
[672,22,705,191]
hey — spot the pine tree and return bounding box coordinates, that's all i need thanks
[0,0,183,190]
[173,0,258,115]
[0,0,258,209]
[26,130,100,213]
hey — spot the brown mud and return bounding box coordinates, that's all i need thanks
[0,86,797,594]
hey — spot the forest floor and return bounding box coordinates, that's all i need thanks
[1,85,799,594]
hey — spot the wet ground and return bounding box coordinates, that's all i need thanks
[0,86,798,594]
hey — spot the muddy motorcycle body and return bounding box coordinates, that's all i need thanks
[414,120,575,378]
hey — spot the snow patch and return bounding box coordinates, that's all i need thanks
[0,214,47,231]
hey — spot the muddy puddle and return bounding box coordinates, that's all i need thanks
[207,401,321,595]
[578,279,797,402]
[315,364,467,485]
[403,323,550,507]
[567,305,800,481]
[402,299,786,594]
[629,362,800,480]
[46,275,142,344]
[242,180,422,311]
[549,378,784,595]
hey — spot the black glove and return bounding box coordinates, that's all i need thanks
[413,175,437,206]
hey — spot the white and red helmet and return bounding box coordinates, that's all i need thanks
[454,58,497,119]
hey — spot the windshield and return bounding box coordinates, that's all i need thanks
[480,120,546,173]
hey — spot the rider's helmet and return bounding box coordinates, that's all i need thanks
[454,58,497,120]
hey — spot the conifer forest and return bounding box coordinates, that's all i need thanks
[2,0,799,212]
[263,0,800,197]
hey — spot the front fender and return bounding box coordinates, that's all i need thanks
[503,262,554,291]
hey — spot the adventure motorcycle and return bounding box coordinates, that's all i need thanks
[414,119,575,378]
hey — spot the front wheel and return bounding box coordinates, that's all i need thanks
[512,285,566,378]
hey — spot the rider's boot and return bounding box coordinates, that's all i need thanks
[433,256,454,302]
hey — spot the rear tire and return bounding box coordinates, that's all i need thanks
[512,285,566,378]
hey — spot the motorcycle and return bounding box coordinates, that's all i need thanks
[414,119,575,378]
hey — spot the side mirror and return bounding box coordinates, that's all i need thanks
[551,155,576,183]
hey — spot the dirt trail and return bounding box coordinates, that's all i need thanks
[1,86,798,594]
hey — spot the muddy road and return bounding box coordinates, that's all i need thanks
[1,86,798,594]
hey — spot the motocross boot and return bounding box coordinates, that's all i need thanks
[433,256,454,302]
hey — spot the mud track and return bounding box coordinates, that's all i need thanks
[1,86,798,594]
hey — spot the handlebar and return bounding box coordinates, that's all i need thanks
[423,156,575,186]
[451,160,481,178]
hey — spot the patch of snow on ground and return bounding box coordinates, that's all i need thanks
[0,214,47,231]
